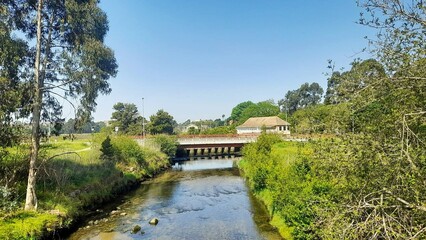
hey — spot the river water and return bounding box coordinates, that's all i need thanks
[67,157,282,240]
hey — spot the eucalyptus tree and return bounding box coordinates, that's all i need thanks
[279,82,324,115]
[4,0,118,211]
[0,19,29,146]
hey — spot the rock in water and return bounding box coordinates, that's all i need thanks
[149,218,159,225]
[132,225,141,234]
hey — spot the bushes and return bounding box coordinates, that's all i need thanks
[0,134,170,239]
[242,132,426,239]
[240,134,331,239]
[151,134,178,157]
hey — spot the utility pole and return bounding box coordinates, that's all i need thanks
[142,97,145,147]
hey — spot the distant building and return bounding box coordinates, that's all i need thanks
[236,116,290,135]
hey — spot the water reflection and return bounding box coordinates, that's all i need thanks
[173,158,236,171]
[67,158,282,240]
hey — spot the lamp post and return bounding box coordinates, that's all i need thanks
[142,97,145,147]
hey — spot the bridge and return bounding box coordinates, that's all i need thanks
[135,134,258,158]
[135,134,308,159]
[177,135,257,157]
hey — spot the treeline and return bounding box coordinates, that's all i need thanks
[240,1,426,239]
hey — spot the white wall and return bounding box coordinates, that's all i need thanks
[236,126,290,135]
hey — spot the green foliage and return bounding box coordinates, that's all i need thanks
[148,109,176,135]
[187,126,200,135]
[241,133,282,192]
[152,134,178,157]
[313,135,426,239]
[0,186,19,215]
[201,125,236,135]
[331,59,386,104]
[0,211,58,240]
[0,22,28,147]
[60,118,105,134]
[110,136,146,166]
[100,136,114,160]
[279,82,324,114]
[0,134,170,239]
[290,103,351,134]
[229,101,255,123]
[239,101,280,124]
[358,0,426,71]
[240,138,331,239]
[110,102,143,135]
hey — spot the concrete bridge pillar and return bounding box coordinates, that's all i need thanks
[197,148,202,156]
[223,147,229,154]
[217,147,222,155]
[189,148,195,157]
[230,147,235,154]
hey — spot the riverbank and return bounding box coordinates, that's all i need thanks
[0,134,170,239]
[238,134,314,240]
[239,133,426,239]
[68,157,283,239]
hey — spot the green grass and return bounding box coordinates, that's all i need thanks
[239,139,313,239]
[0,211,59,240]
[0,134,170,239]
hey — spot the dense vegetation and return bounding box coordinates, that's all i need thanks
[240,1,426,239]
[0,133,169,239]
[240,131,425,239]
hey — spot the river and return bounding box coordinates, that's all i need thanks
[67,157,282,240]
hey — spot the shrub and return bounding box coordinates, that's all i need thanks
[151,134,178,157]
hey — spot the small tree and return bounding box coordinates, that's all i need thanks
[100,136,114,161]
[148,109,176,135]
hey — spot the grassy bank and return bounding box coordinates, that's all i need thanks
[240,132,426,239]
[238,134,320,239]
[0,133,170,239]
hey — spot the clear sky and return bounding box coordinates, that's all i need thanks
[75,0,375,123]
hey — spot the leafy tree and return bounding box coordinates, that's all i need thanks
[4,0,118,210]
[289,103,351,134]
[111,102,143,135]
[229,101,255,123]
[279,82,324,114]
[60,118,105,134]
[239,101,280,124]
[100,135,114,160]
[0,20,28,147]
[358,0,426,72]
[337,59,386,102]
[148,109,176,135]
[324,71,342,105]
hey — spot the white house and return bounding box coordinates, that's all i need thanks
[236,116,290,135]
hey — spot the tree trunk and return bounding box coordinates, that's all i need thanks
[24,0,43,211]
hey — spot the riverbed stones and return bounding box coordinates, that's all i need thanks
[132,225,141,234]
[120,212,127,216]
[149,218,159,225]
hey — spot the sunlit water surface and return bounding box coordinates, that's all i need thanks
[67,158,282,240]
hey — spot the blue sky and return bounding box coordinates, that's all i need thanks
[77,0,375,123]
